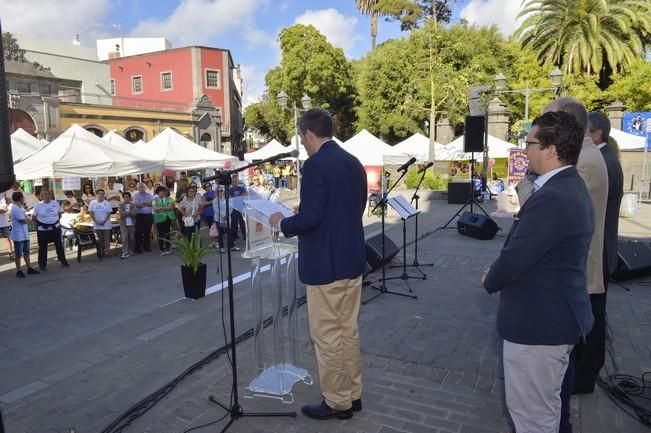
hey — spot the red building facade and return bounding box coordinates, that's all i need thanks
[107,46,243,155]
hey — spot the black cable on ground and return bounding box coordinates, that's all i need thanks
[597,280,651,429]
[100,292,306,433]
[102,223,441,432]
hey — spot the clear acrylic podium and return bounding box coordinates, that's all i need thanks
[241,199,312,403]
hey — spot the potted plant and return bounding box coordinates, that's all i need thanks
[174,231,208,299]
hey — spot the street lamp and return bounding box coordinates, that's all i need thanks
[276,91,312,194]
[493,67,564,124]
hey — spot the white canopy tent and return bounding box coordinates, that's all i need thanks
[437,134,517,161]
[383,132,444,164]
[14,124,159,179]
[11,128,45,164]
[610,128,646,150]
[142,127,238,170]
[103,130,135,150]
[243,139,288,162]
[342,129,398,166]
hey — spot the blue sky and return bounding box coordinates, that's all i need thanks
[1,0,522,105]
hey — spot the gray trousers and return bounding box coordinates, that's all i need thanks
[503,340,573,433]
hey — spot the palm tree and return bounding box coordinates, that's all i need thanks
[515,0,650,86]
[356,0,382,50]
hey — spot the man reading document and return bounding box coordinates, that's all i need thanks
[269,108,367,420]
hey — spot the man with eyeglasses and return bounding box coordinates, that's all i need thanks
[483,111,595,432]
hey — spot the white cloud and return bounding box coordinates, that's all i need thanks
[0,0,111,44]
[130,0,265,45]
[294,8,360,55]
[459,0,523,36]
[240,64,266,107]
[244,28,277,50]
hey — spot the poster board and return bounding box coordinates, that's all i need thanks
[508,149,528,187]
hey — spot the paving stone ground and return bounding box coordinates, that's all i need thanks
[0,192,650,433]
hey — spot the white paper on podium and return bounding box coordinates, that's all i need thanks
[246,199,294,220]
[387,196,420,220]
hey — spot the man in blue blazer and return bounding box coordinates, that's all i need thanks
[482,111,595,432]
[270,108,367,420]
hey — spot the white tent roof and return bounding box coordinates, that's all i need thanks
[134,139,147,146]
[439,134,517,161]
[11,128,45,164]
[143,127,238,170]
[342,129,397,166]
[14,124,159,179]
[610,128,646,150]
[103,130,134,149]
[383,132,443,164]
[244,139,288,162]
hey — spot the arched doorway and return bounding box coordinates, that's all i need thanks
[200,132,211,148]
[124,127,145,143]
[86,127,104,137]
[9,108,36,135]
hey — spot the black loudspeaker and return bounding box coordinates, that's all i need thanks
[464,115,485,153]
[365,234,400,271]
[447,181,473,204]
[457,211,498,240]
[613,240,651,281]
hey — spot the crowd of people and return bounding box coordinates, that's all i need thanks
[0,168,288,278]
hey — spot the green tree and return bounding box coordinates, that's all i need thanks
[515,0,651,88]
[245,25,357,141]
[2,32,27,62]
[384,0,456,31]
[607,59,651,111]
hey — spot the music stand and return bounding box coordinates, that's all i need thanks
[393,165,433,276]
[383,196,425,289]
[363,170,418,305]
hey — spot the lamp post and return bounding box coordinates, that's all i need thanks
[276,91,312,194]
[494,66,563,125]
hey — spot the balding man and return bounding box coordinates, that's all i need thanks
[580,112,623,388]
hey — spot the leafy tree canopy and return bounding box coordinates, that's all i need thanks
[244,24,357,142]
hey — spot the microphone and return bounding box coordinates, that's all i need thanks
[397,157,417,172]
[203,149,300,183]
[277,149,299,160]
[417,161,434,173]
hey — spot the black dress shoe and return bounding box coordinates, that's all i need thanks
[301,401,353,420]
[352,399,362,412]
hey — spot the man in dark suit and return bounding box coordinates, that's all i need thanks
[482,111,595,431]
[270,108,367,420]
[571,111,625,393]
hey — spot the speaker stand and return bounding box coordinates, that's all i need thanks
[440,152,490,230]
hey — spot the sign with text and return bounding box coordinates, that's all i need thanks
[508,149,529,187]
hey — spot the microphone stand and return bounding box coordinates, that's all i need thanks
[363,168,418,305]
[394,167,433,276]
[204,152,298,432]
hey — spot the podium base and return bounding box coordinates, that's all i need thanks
[245,363,313,404]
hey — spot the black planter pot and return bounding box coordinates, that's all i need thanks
[181,263,207,299]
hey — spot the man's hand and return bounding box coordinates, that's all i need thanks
[269,212,284,228]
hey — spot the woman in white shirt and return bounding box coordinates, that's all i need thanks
[178,186,204,240]
[9,191,39,278]
[81,183,96,207]
[89,189,114,258]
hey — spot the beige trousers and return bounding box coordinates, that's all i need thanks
[503,340,573,433]
[306,275,363,410]
[120,225,135,254]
